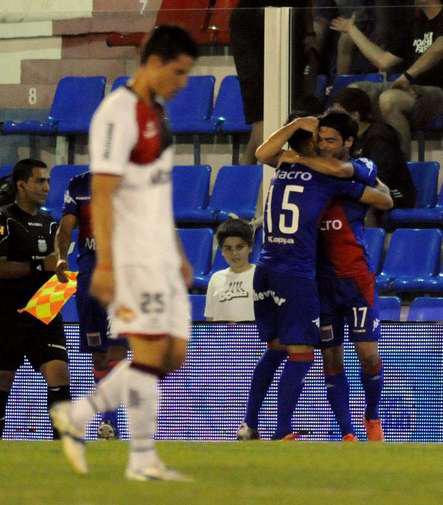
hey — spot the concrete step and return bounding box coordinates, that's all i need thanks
[53,13,157,36]
[21,58,127,84]
[62,33,137,59]
[0,84,55,108]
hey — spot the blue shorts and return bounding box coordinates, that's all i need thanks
[253,264,320,346]
[318,272,380,348]
[77,272,127,353]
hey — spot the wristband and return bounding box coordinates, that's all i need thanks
[30,259,44,274]
[404,71,415,83]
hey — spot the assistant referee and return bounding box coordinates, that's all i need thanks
[0,159,70,439]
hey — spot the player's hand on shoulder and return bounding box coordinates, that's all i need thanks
[55,259,69,283]
[90,268,115,306]
[43,253,58,272]
[180,258,193,288]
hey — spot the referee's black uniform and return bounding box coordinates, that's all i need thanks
[0,203,69,438]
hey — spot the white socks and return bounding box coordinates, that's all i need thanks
[125,365,159,471]
[69,359,160,471]
[70,360,130,432]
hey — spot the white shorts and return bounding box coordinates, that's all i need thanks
[109,264,190,340]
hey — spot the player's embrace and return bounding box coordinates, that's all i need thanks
[51,25,198,481]
[237,112,392,440]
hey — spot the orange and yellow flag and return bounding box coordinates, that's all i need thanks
[18,272,78,325]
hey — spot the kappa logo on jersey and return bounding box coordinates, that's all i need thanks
[219,280,249,302]
[143,120,157,139]
[253,289,286,306]
[373,318,380,331]
[64,190,75,205]
[267,235,295,245]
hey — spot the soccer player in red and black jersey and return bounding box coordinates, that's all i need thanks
[51,26,198,481]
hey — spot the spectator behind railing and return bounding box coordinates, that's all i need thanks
[313,1,411,80]
[229,1,315,165]
[331,0,443,160]
[331,87,416,210]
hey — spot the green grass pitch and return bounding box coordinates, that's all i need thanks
[1,441,442,505]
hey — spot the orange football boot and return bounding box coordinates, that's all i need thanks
[342,433,358,441]
[364,418,384,441]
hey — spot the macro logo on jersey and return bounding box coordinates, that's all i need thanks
[130,102,172,166]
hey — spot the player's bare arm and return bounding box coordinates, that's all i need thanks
[255,116,318,167]
[55,214,78,283]
[90,174,121,306]
[392,36,443,94]
[175,231,193,288]
[359,183,393,211]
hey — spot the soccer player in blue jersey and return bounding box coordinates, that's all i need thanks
[55,171,127,439]
[316,112,387,441]
[237,112,392,440]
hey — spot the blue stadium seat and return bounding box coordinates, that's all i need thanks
[0,165,12,178]
[111,75,129,92]
[377,228,441,292]
[211,75,251,134]
[45,165,89,220]
[193,247,228,290]
[165,75,215,164]
[191,165,262,223]
[327,73,384,103]
[363,227,385,274]
[177,228,213,286]
[315,74,328,103]
[165,75,215,134]
[378,296,401,321]
[210,75,251,164]
[189,294,206,321]
[61,295,79,323]
[407,297,443,321]
[2,77,106,135]
[172,165,211,223]
[385,162,441,227]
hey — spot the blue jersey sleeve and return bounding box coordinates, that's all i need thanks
[62,178,79,218]
[333,179,366,201]
[351,157,377,187]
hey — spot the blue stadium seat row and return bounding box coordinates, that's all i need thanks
[37,163,262,225]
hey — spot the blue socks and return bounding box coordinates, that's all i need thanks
[274,354,314,439]
[244,349,286,429]
[325,372,354,436]
[361,364,384,420]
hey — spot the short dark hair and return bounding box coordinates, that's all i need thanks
[332,87,373,122]
[285,110,313,151]
[140,25,199,65]
[12,159,47,191]
[216,218,254,248]
[318,111,358,142]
